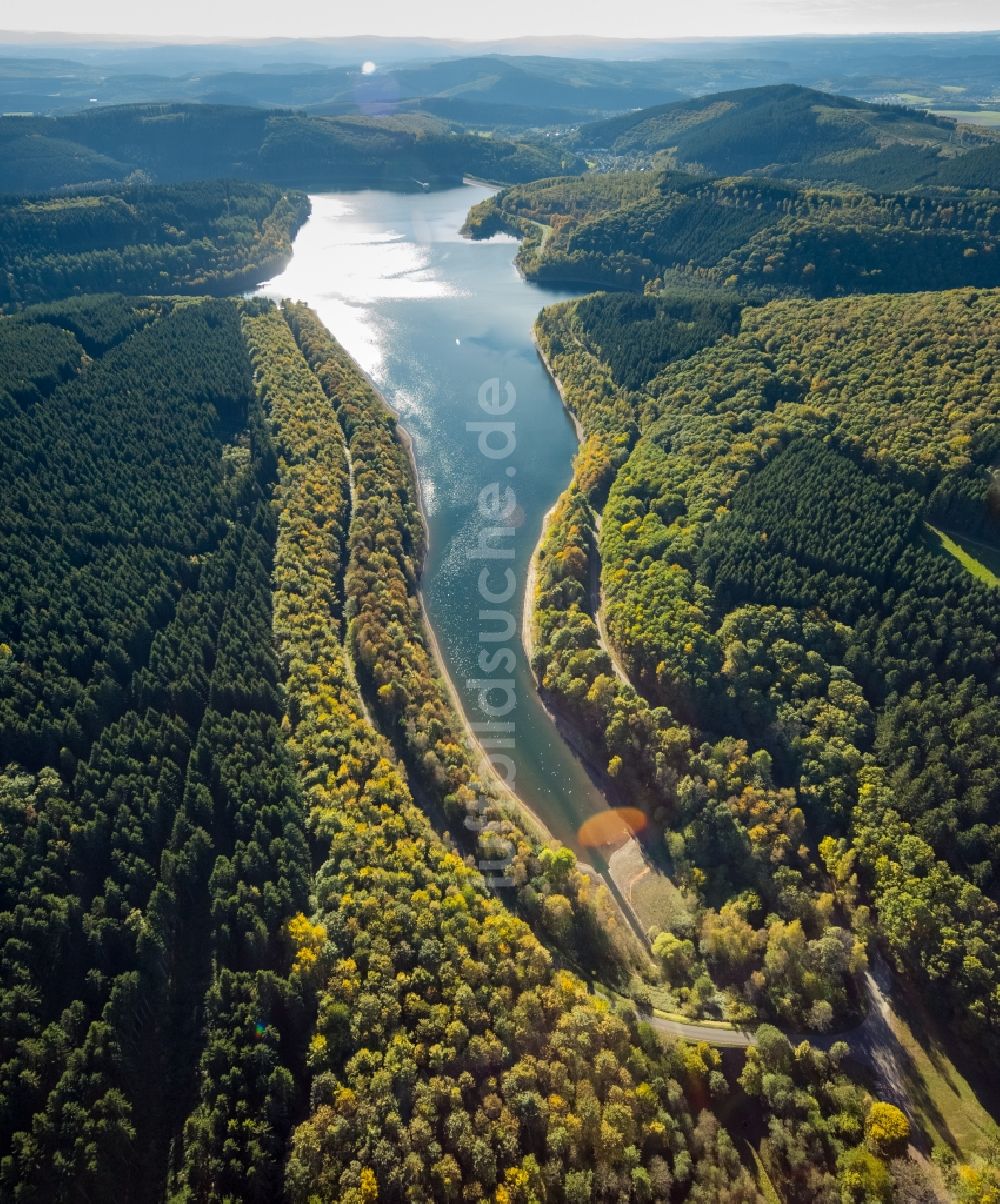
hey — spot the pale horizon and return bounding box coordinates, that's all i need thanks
[1,0,998,44]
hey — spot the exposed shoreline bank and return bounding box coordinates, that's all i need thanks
[525,332,679,944]
[345,340,558,848]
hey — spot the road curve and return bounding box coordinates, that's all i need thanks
[643,1012,756,1048]
[635,955,903,1063]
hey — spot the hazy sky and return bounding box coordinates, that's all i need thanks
[2,0,998,41]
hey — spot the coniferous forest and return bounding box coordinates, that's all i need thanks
[1,43,1000,1204]
[0,183,310,305]
[1,294,882,1203]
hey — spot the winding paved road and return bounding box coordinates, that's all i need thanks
[634,953,906,1097]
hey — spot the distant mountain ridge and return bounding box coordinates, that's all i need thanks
[0,102,580,194]
[577,83,998,188]
[1,34,999,121]
[0,53,686,121]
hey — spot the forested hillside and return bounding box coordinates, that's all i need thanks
[0,103,580,196]
[0,182,309,305]
[533,283,1000,1193]
[466,168,1000,299]
[0,293,921,1201]
[577,85,999,190]
[3,59,999,1198]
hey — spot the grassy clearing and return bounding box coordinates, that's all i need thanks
[631,866,691,934]
[527,218,554,247]
[885,980,999,1164]
[932,109,1000,127]
[608,837,692,935]
[925,523,1000,587]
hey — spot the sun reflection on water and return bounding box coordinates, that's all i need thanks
[257,194,464,381]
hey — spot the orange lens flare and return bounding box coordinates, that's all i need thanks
[576,807,647,848]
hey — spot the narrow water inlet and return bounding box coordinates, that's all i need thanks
[256,185,621,864]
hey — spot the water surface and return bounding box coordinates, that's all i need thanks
[258,186,611,854]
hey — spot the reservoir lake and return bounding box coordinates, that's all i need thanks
[259,184,615,857]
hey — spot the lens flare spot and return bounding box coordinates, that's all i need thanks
[577,807,647,849]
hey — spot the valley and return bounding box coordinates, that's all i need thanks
[0,36,999,1199]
